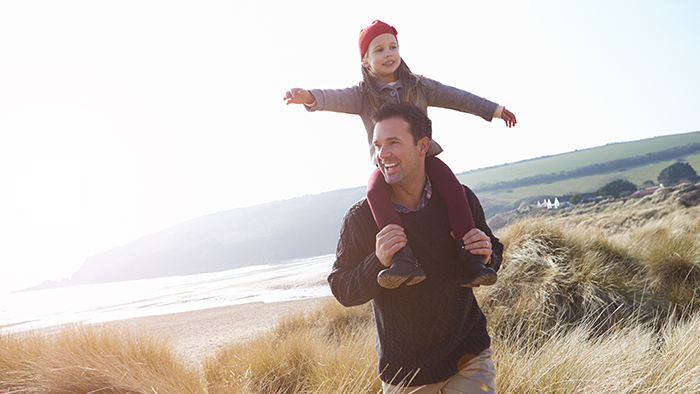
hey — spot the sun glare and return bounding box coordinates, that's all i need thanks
[14,157,85,228]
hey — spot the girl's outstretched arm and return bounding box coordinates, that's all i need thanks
[283,88,316,105]
[420,77,518,128]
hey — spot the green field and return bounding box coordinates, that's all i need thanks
[457,131,700,204]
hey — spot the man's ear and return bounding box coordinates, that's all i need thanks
[417,137,430,156]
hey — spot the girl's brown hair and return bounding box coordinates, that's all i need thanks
[359,58,423,110]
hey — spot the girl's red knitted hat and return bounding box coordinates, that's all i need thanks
[358,20,398,59]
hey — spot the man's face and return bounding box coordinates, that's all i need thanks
[373,117,428,187]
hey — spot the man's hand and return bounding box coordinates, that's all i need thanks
[502,107,517,128]
[376,224,407,268]
[283,88,315,105]
[459,228,493,264]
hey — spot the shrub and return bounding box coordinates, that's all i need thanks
[658,161,698,185]
[569,193,583,204]
[596,179,637,198]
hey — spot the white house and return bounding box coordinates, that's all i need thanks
[537,198,560,209]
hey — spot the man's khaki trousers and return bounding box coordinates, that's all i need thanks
[382,348,496,394]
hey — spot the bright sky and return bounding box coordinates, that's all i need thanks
[2,1,699,294]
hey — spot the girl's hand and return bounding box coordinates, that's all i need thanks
[456,228,492,264]
[283,88,315,105]
[502,107,517,128]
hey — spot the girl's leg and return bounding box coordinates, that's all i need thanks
[425,156,496,287]
[424,156,475,240]
[367,167,402,229]
[367,168,425,289]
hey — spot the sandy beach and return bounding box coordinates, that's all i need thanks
[105,297,332,366]
[2,257,337,367]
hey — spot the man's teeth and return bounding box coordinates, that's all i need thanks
[385,163,397,168]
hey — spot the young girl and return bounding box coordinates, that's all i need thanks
[284,20,516,290]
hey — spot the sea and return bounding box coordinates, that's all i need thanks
[0,255,334,334]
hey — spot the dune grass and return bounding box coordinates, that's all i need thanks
[0,325,202,394]
[203,298,378,394]
[3,183,700,393]
[495,314,700,393]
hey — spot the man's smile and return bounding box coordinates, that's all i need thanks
[383,161,399,175]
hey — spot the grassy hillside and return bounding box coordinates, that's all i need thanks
[477,151,700,205]
[37,130,698,288]
[68,187,365,285]
[4,184,700,393]
[459,130,700,203]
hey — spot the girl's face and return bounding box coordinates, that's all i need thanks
[362,33,401,84]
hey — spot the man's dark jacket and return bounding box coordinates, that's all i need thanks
[328,185,503,386]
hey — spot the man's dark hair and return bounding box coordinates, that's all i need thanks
[371,102,432,144]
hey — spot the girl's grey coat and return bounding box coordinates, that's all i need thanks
[307,77,499,157]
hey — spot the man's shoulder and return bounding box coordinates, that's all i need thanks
[465,185,483,203]
[340,187,480,224]
[462,184,476,197]
[343,198,372,221]
[339,198,378,240]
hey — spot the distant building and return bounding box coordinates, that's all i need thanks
[631,185,662,197]
[537,198,560,209]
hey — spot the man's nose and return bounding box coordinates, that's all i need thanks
[377,145,390,159]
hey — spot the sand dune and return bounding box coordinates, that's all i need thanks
[105,297,331,366]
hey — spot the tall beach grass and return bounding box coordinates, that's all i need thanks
[2,184,700,393]
[0,325,202,393]
[203,298,378,394]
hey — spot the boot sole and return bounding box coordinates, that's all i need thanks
[461,272,498,288]
[378,270,426,289]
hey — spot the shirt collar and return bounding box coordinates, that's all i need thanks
[378,79,402,89]
[392,175,432,213]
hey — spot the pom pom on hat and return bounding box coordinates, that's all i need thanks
[358,20,398,60]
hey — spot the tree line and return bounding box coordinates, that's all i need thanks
[473,143,700,192]
[588,161,698,200]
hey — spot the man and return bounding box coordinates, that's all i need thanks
[328,102,503,393]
